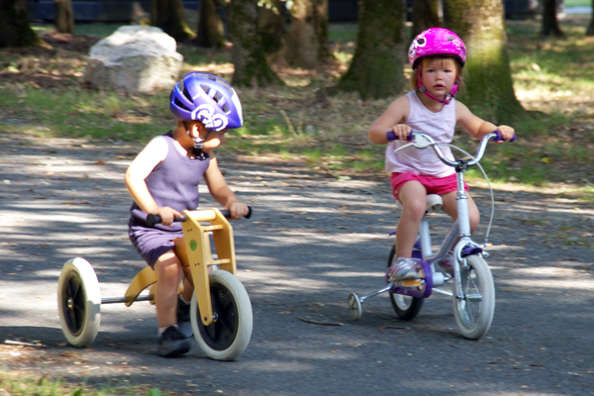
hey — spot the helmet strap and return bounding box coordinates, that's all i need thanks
[416,68,459,105]
[183,121,209,160]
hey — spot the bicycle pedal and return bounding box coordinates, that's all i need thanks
[397,279,421,287]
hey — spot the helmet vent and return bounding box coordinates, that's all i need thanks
[182,84,191,101]
[174,97,190,111]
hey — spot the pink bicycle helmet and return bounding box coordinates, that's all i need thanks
[408,28,466,104]
[408,27,466,69]
[170,72,243,131]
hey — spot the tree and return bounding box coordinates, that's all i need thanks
[587,0,593,36]
[336,0,407,99]
[257,0,286,55]
[151,0,194,42]
[228,0,282,87]
[0,0,39,47]
[541,0,564,37]
[54,0,74,34]
[196,0,224,48]
[444,0,523,122]
[412,0,442,38]
[283,0,331,68]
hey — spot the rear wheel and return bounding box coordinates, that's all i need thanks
[387,246,424,320]
[452,255,495,339]
[190,270,253,360]
[57,257,101,347]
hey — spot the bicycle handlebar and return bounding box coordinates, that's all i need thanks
[391,129,516,167]
[146,206,252,227]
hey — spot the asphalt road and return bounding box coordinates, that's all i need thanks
[1,134,592,395]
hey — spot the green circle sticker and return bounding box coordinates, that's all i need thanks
[190,240,198,251]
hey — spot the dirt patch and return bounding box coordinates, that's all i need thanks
[0,32,98,89]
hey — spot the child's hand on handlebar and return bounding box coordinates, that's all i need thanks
[496,125,516,142]
[155,206,183,225]
[390,124,413,141]
[226,201,250,220]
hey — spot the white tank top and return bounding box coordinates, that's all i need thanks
[385,91,456,177]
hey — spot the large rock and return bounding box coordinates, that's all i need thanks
[84,25,183,93]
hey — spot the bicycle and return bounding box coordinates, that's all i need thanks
[57,207,253,360]
[348,130,515,339]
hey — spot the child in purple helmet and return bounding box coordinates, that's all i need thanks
[125,72,249,357]
[368,28,515,281]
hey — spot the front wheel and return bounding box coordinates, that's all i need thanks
[57,257,101,347]
[387,246,424,320]
[452,255,495,339]
[190,270,253,361]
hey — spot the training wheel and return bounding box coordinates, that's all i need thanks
[347,292,363,320]
[57,257,101,347]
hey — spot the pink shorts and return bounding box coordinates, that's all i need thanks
[390,172,468,201]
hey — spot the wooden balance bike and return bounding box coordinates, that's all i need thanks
[57,207,253,360]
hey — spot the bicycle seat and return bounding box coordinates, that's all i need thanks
[395,194,443,213]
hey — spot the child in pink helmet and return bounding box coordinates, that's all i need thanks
[368,28,515,281]
[125,72,249,357]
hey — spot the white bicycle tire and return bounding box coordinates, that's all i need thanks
[57,257,101,347]
[452,255,495,339]
[190,270,253,360]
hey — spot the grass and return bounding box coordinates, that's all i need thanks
[0,371,171,396]
[565,0,590,7]
[1,16,593,198]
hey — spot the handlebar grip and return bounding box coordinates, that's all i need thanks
[386,130,414,141]
[491,130,517,143]
[220,206,252,219]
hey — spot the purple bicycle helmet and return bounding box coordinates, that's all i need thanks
[170,72,243,131]
[408,27,466,69]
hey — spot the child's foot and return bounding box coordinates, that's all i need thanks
[176,296,193,339]
[387,257,419,282]
[158,326,190,357]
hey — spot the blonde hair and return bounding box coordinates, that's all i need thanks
[411,55,464,91]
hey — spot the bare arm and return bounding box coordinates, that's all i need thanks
[456,101,515,141]
[368,95,411,144]
[204,157,249,219]
[124,137,183,224]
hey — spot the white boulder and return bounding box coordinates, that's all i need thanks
[84,25,183,93]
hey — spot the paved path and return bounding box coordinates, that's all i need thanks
[0,134,592,395]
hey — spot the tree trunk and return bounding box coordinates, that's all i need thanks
[151,0,194,42]
[257,0,286,55]
[443,0,523,122]
[0,0,39,47]
[196,0,224,48]
[284,0,331,68]
[541,0,564,37]
[54,0,74,34]
[412,0,442,38]
[587,0,594,36]
[336,0,407,99]
[228,0,282,87]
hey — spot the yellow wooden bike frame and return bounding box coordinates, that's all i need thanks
[122,208,236,326]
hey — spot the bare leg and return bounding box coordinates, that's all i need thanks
[395,181,428,258]
[154,250,183,328]
[441,191,480,233]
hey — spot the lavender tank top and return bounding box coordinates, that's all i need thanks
[129,131,211,231]
[385,91,456,177]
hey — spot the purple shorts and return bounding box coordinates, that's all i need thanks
[129,223,183,268]
[390,172,468,201]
